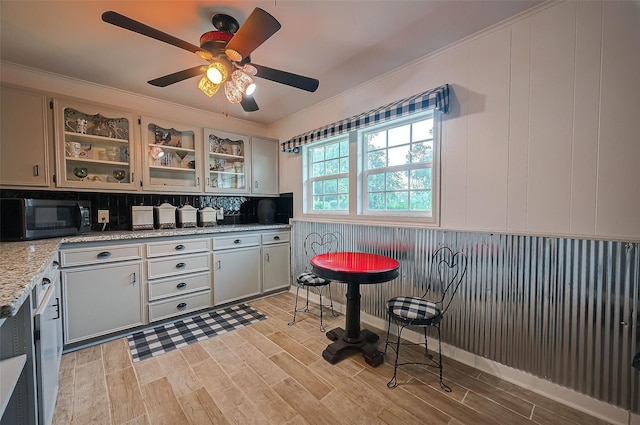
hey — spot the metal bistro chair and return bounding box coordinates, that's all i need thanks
[384,246,467,391]
[288,231,342,332]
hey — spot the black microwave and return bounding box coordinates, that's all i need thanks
[0,198,91,241]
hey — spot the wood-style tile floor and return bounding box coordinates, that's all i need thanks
[52,292,612,425]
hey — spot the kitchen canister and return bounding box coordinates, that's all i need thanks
[131,205,154,230]
[176,204,197,228]
[153,202,176,229]
[197,206,217,227]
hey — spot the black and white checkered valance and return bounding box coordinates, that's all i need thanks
[281,84,450,152]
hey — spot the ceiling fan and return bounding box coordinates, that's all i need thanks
[101,8,319,112]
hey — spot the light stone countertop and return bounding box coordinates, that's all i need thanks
[0,223,290,318]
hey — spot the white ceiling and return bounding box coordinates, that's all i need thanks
[1,1,541,126]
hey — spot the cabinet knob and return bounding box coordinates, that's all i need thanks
[97,251,112,259]
[273,236,280,240]
[175,244,185,251]
[177,302,187,311]
[233,239,241,244]
[176,262,186,269]
[176,282,187,289]
[42,277,51,286]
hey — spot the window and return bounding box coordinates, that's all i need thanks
[302,110,439,223]
[304,137,350,212]
[361,112,434,216]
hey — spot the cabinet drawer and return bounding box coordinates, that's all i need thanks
[148,291,211,322]
[147,253,210,280]
[148,272,211,301]
[261,231,290,245]
[60,244,142,267]
[146,239,209,258]
[213,234,260,250]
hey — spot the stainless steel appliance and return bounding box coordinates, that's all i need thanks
[0,198,91,241]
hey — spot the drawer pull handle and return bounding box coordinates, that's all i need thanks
[52,260,60,268]
[97,251,112,259]
[273,236,280,240]
[233,239,241,244]
[177,302,187,311]
[53,297,61,320]
[176,282,187,289]
[176,262,186,269]
[175,244,185,251]
[42,277,51,286]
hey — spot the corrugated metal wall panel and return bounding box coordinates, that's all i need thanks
[291,221,640,413]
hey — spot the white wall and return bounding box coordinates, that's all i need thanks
[270,1,640,241]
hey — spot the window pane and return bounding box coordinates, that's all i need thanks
[312,162,325,177]
[410,190,431,211]
[311,147,324,162]
[410,168,432,189]
[367,150,387,169]
[368,193,385,210]
[340,157,349,173]
[324,195,338,210]
[386,171,408,190]
[324,179,338,194]
[412,119,433,141]
[410,141,433,163]
[338,177,349,193]
[340,140,349,156]
[325,158,340,175]
[388,145,410,166]
[312,180,323,195]
[338,194,349,210]
[386,191,408,210]
[313,196,324,210]
[366,131,386,150]
[325,143,339,159]
[367,173,385,192]
[388,125,409,147]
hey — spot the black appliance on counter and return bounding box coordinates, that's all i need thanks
[0,198,91,241]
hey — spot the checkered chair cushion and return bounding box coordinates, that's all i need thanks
[387,296,442,325]
[296,271,330,287]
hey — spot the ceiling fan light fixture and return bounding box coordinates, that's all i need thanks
[225,48,242,62]
[205,61,228,85]
[196,50,214,60]
[242,63,257,76]
[198,76,220,97]
[231,70,256,95]
[224,80,243,104]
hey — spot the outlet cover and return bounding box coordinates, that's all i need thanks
[98,210,109,223]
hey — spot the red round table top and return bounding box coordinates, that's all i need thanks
[310,252,400,284]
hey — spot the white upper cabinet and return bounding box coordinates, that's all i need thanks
[1,85,51,187]
[140,116,203,193]
[53,99,136,190]
[203,128,250,194]
[250,136,279,196]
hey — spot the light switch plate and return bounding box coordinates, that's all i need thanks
[98,210,109,223]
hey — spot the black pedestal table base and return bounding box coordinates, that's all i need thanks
[322,327,384,367]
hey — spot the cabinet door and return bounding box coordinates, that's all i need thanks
[204,128,250,194]
[62,261,143,344]
[213,246,260,305]
[263,243,291,292]
[141,116,202,192]
[0,85,51,187]
[250,136,279,195]
[54,99,136,190]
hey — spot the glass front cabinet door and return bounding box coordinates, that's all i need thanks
[204,128,249,194]
[54,100,135,190]
[141,116,202,193]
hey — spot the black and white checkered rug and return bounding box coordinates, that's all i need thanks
[127,304,267,362]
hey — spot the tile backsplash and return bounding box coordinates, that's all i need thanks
[0,190,292,231]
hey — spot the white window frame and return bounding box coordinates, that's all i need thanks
[301,110,441,226]
[358,111,438,222]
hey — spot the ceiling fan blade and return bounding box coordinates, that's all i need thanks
[252,64,319,92]
[148,66,205,87]
[102,11,201,54]
[225,8,281,61]
[241,96,259,112]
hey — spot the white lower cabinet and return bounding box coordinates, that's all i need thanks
[213,234,261,305]
[62,261,143,344]
[262,231,291,292]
